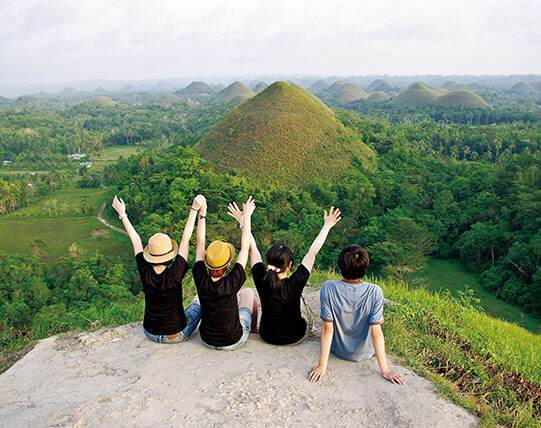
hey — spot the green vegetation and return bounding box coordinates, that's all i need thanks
[197,81,374,187]
[435,90,490,108]
[380,278,540,426]
[395,82,442,106]
[177,81,214,97]
[90,145,140,171]
[417,259,541,333]
[212,81,255,104]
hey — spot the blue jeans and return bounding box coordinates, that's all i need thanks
[202,307,253,351]
[144,302,201,344]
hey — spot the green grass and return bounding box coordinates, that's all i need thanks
[91,145,140,171]
[417,259,541,334]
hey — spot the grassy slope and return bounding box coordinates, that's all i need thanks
[418,259,541,333]
[91,145,140,171]
[329,83,369,102]
[435,90,490,108]
[197,81,374,187]
[395,82,442,106]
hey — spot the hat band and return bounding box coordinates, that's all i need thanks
[149,246,174,257]
[207,258,232,270]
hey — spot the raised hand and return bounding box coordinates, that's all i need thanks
[112,196,126,217]
[242,196,256,218]
[192,194,206,211]
[228,201,243,225]
[323,206,341,228]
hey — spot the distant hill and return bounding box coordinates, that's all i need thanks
[0,96,13,106]
[509,82,536,97]
[177,81,214,97]
[93,87,110,96]
[327,83,369,103]
[366,91,391,102]
[212,81,255,104]
[253,82,269,93]
[196,81,373,187]
[395,82,442,106]
[211,83,226,92]
[434,90,489,108]
[368,79,392,92]
[59,87,78,97]
[155,94,181,107]
[433,88,449,96]
[309,80,330,95]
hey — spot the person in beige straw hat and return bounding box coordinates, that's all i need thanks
[112,194,205,344]
[192,196,258,350]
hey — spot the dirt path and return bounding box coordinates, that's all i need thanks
[97,203,126,235]
[0,290,477,427]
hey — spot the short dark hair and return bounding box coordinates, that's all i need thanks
[338,245,369,279]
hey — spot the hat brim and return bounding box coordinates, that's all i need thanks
[205,243,236,270]
[143,239,178,264]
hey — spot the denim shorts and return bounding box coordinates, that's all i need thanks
[144,301,201,344]
[202,307,253,351]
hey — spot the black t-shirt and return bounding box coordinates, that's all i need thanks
[192,260,246,347]
[252,262,310,345]
[135,252,188,335]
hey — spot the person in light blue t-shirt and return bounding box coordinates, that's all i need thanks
[309,245,405,385]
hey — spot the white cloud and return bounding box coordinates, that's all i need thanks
[0,0,539,85]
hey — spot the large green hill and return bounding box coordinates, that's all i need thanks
[395,82,442,106]
[213,81,255,104]
[196,81,373,187]
[434,90,489,108]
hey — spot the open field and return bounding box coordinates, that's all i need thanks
[0,146,140,261]
[417,259,541,334]
[90,145,140,170]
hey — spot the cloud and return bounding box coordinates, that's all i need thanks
[0,0,539,85]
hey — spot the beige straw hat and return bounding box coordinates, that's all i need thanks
[143,233,178,264]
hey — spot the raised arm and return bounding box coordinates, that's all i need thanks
[371,324,405,385]
[195,196,207,262]
[301,206,341,272]
[235,196,255,268]
[112,196,143,255]
[228,201,262,267]
[178,195,204,260]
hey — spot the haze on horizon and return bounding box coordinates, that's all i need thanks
[1,0,540,87]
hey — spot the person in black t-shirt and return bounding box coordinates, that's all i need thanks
[228,203,341,345]
[193,196,258,350]
[112,194,205,344]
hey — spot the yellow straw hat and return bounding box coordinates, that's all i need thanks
[204,240,236,270]
[143,233,178,264]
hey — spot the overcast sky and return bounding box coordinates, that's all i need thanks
[1,0,540,85]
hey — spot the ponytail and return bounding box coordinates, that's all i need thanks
[263,269,282,289]
[263,242,294,289]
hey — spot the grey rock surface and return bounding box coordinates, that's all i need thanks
[0,290,477,427]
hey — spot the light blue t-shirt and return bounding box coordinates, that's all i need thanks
[320,280,384,361]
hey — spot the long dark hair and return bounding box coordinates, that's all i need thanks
[263,242,294,289]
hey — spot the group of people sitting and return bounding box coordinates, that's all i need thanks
[112,194,405,384]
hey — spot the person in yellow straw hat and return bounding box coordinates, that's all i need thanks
[112,194,205,344]
[192,196,258,350]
